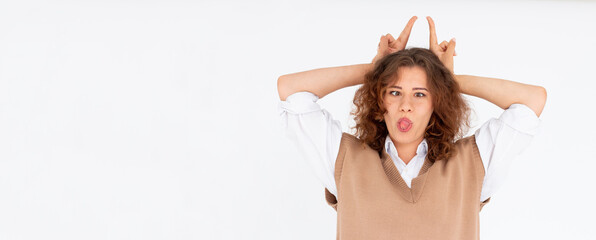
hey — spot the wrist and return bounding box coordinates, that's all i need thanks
[454,75,468,94]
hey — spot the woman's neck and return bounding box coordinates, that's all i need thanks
[393,138,423,165]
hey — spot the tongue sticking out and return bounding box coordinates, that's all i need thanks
[399,119,412,130]
[399,121,410,130]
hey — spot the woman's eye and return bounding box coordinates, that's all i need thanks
[389,91,400,96]
[389,91,425,97]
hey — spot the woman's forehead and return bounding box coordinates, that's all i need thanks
[390,75,428,88]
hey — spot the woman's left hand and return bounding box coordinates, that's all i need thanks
[427,16,456,73]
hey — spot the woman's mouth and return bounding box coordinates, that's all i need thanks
[398,117,412,132]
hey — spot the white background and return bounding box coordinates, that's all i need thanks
[1,0,595,239]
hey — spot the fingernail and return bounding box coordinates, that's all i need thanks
[451,37,456,42]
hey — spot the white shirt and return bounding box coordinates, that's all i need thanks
[278,91,541,203]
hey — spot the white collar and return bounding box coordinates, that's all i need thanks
[384,135,428,157]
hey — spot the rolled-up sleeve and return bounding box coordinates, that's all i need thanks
[277,91,343,198]
[496,103,541,135]
[474,103,542,202]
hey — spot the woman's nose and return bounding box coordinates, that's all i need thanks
[400,99,412,112]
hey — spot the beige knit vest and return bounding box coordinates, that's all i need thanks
[324,133,491,240]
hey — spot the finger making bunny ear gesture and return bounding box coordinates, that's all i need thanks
[427,16,456,73]
[372,16,417,65]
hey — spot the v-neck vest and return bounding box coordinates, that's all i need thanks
[324,132,491,240]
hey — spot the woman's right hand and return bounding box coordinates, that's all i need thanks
[371,16,417,65]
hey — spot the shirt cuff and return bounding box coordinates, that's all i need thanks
[277,91,322,115]
[498,103,542,136]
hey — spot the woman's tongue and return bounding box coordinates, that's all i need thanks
[399,119,412,130]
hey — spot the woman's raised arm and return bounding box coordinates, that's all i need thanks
[277,16,418,101]
[277,64,372,101]
[426,16,547,117]
[455,75,547,117]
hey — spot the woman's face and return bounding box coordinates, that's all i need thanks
[383,66,434,146]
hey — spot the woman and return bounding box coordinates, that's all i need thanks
[277,16,546,239]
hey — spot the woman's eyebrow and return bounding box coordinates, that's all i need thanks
[388,86,428,91]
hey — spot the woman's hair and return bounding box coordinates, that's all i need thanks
[351,47,471,162]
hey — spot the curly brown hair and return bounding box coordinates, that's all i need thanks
[351,47,471,162]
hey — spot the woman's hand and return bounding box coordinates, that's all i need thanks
[427,16,456,73]
[371,16,417,65]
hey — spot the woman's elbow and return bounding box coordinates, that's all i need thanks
[277,75,290,101]
[532,86,547,117]
[540,86,547,102]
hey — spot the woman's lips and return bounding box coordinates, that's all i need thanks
[398,117,412,132]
